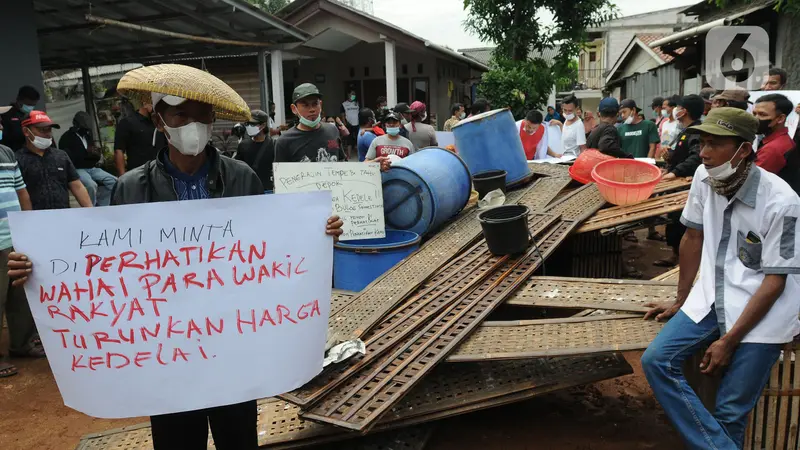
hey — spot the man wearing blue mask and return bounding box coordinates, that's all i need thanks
[275,83,346,163]
[364,112,416,161]
[1,86,40,151]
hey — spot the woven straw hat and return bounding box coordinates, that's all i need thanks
[117,64,251,122]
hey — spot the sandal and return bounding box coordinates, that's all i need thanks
[623,232,639,243]
[653,258,677,267]
[0,361,18,378]
[647,231,666,241]
[10,345,46,359]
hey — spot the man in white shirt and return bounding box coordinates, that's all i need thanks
[559,95,586,157]
[642,107,800,450]
[340,88,360,156]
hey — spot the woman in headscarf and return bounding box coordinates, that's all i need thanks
[403,101,437,150]
[582,109,598,138]
[544,105,562,122]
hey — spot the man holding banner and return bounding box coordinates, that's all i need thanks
[8,64,344,450]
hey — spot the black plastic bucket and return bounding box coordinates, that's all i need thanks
[478,205,531,255]
[472,170,507,199]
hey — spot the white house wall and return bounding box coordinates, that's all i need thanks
[596,7,692,72]
[621,49,661,79]
[295,14,382,44]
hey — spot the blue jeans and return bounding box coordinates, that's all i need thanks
[642,309,781,450]
[77,168,117,206]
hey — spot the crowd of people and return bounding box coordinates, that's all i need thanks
[2,60,800,450]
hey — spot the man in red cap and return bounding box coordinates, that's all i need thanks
[15,111,93,210]
[404,101,438,150]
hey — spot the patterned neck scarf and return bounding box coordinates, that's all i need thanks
[709,160,752,198]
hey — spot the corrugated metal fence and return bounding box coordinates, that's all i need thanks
[624,63,682,107]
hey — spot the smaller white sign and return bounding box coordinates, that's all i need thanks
[435,131,455,148]
[274,162,386,241]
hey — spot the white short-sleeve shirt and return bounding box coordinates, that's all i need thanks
[680,165,800,343]
[561,119,586,157]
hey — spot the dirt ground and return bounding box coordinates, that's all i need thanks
[0,229,682,450]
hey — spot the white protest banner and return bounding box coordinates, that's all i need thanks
[273,162,385,241]
[8,192,333,418]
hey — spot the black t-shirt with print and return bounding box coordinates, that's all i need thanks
[274,123,345,163]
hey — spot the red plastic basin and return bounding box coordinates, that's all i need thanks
[569,149,614,185]
[591,159,662,206]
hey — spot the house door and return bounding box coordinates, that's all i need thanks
[343,80,363,106]
[283,81,294,125]
[362,79,386,110]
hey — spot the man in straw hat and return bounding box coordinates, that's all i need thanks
[642,107,800,450]
[7,64,344,450]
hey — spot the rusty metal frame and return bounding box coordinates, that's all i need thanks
[301,217,570,431]
[74,354,632,450]
[328,176,572,342]
[504,276,677,312]
[448,315,663,362]
[296,183,607,432]
[576,190,688,234]
[284,215,561,407]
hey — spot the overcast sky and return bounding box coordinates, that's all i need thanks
[371,0,700,50]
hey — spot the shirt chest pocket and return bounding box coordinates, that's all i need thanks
[47,166,67,184]
[736,230,763,271]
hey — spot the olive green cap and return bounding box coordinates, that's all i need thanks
[686,107,758,143]
[292,83,322,103]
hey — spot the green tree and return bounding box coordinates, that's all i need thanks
[465,0,617,118]
[246,0,291,14]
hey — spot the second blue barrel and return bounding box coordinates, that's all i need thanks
[334,230,421,291]
[381,148,471,236]
[452,108,531,186]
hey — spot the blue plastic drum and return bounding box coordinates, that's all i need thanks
[452,108,532,186]
[333,229,421,291]
[381,148,471,236]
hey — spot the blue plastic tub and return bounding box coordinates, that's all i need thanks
[333,229,421,291]
[381,147,471,236]
[452,108,532,186]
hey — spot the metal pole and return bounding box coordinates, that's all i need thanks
[271,50,286,126]
[258,49,269,111]
[80,65,101,148]
[384,40,398,107]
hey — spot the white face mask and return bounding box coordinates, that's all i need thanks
[673,108,683,121]
[30,135,52,150]
[459,112,466,119]
[160,115,212,156]
[245,125,262,137]
[564,113,575,121]
[706,142,744,181]
[624,115,634,125]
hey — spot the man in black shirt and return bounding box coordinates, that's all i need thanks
[1,86,40,151]
[275,83,345,163]
[587,97,631,158]
[15,111,93,210]
[656,94,704,267]
[236,109,275,191]
[58,112,117,206]
[114,99,165,175]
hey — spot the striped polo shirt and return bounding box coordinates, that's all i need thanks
[0,144,24,250]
